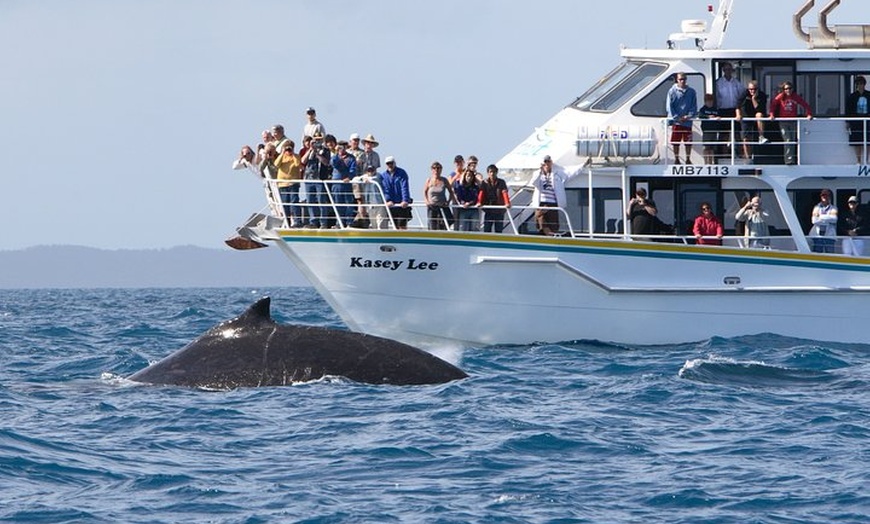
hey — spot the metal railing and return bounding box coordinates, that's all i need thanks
[259,180,870,255]
[661,116,870,165]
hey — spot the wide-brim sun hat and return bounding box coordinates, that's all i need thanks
[362,134,379,147]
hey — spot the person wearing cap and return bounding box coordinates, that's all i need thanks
[839,195,868,256]
[810,189,838,253]
[478,164,511,233]
[448,155,465,185]
[466,155,482,183]
[529,155,568,235]
[846,75,869,164]
[380,156,413,229]
[302,107,326,144]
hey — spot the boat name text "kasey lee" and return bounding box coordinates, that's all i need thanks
[349,257,439,271]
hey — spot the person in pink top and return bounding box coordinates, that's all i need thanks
[769,81,813,165]
[692,202,724,245]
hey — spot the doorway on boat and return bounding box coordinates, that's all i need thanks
[712,59,797,164]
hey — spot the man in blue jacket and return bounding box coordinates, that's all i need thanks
[380,156,412,229]
[667,73,697,165]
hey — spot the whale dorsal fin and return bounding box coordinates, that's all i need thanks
[237,297,273,324]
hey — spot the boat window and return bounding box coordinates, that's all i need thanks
[724,190,788,235]
[566,188,624,234]
[572,61,667,113]
[632,73,706,117]
[798,73,846,116]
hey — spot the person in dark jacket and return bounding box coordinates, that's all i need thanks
[840,195,870,256]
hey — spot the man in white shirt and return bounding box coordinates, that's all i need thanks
[302,107,326,143]
[715,62,742,156]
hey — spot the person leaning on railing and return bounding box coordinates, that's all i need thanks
[453,169,481,232]
[423,161,457,231]
[769,81,812,165]
[693,202,724,245]
[380,156,412,230]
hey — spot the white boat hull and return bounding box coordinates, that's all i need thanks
[274,229,870,346]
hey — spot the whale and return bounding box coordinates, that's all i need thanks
[128,297,467,388]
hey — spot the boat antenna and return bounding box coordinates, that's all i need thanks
[704,0,734,50]
[666,2,733,51]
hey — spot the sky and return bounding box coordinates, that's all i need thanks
[1,0,867,250]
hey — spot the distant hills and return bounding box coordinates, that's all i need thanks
[0,245,309,289]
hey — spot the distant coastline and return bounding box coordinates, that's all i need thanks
[0,245,308,289]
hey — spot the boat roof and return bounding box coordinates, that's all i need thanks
[621,48,870,61]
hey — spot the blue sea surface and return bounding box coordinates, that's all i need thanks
[0,288,867,523]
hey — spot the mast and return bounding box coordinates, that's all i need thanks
[704,0,734,50]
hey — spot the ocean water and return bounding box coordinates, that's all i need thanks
[0,288,867,523]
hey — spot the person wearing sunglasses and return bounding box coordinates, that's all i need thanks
[736,80,769,160]
[666,73,698,165]
[769,81,813,165]
[693,202,724,245]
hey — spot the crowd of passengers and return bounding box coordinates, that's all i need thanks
[627,185,869,255]
[667,65,870,165]
[233,107,568,234]
[233,108,870,255]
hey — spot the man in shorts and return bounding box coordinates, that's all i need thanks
[666,73,698,165]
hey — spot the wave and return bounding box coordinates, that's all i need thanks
[678,354,835,387]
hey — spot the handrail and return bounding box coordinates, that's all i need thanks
[659,116,869,165]
[263,183,867,256]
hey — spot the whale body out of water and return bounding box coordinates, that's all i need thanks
[128,297,467,388]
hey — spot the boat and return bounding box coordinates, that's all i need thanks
[231,0,870,346]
